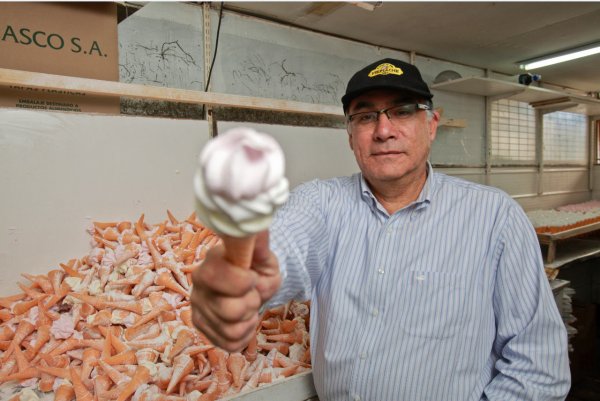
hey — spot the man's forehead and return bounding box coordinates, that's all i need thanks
[349,89,417,110]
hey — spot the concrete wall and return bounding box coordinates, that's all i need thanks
[0,110,209,295]
[116,3,597,213]
[593,165,600,199]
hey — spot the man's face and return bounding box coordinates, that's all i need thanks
[346,89,439,187]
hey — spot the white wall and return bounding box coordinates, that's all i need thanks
[219,121,359,188]
[593,165,600,199]
[488,168,592,211]
[0,110,210,296]
[438,167,592,212]
[0,110,362,296]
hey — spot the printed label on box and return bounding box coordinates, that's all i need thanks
[0,3,119,113]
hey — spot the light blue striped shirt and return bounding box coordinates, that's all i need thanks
[269,165,570,401]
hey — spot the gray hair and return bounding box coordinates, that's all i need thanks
[426,110,435,122]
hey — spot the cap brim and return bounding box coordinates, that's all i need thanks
[342,85,433,112]
[342,85,433,111]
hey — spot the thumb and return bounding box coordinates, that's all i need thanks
[252,230,271,264]
[251,230,281,303]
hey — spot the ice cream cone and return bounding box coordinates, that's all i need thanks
[222,234,257,269]
[193,127,289,270]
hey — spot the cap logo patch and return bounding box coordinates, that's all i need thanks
[368,63,403,78]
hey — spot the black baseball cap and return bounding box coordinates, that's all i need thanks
[342,58,433,113]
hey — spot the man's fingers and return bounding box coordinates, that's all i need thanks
[190,287,260,339]
[192,307,258,352]
[208,290,262,323]
[252,230,271,264]
[192,245,257,297]
[254,272,282,303]
[189,230,281,353]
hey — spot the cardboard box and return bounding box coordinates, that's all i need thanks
[0,2,119,113]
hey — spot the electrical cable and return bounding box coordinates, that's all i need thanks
[204,2,224,92]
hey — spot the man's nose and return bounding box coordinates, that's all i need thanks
[373,111,396,140]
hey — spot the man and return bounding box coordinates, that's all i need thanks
[191,58,571,400]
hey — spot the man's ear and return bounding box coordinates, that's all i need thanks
[348,130,354,151]
[429,110,440,142]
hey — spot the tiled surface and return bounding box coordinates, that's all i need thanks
[490,100,589,166]
[543,111,587,165]
[491,99,536,164]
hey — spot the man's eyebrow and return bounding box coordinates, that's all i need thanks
[351,100,375,112]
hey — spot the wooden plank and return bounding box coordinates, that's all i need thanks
[550,278,570,292]
[543,239,600,269]
[0,68,343,118]
[435,107,466,128]
[545,267,560,281]
[537,220,600,242]
[431,76,570,104]
[530,96,572,108]
[439,118,467,128]
[547,241,557,263]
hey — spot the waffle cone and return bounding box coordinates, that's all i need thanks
[222,234,257,269]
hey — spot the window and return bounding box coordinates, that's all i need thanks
[543,111,587,165]
[490,99,536,165]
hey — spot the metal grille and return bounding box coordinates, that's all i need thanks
[490,99,536,165]
[543,111,587,165]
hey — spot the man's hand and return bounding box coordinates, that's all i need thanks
[190,231,281,352]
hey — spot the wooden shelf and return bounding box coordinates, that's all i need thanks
[431,77,560,102]
[536,217,600,270]
[0,68,343,118]
[541,238,600,270]
[538,220,600,243]
[550,278,571,293]
[431,77,600,115]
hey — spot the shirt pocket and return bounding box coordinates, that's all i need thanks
[396,270,467,340]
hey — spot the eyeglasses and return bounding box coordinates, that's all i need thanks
[346,103,431,130]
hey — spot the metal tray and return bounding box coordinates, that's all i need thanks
[0,371,317,401]
[537,220,600,243]
[221,371,317,401]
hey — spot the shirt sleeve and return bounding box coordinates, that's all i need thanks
[483,202,571,400]
[264,180,330,307]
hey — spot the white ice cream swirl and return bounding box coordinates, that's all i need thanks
[193,127,289,237]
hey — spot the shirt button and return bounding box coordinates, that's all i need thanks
[359,352,367,360]
[354,396,361,401]
[372,308,379,317]
[377,268,385,275]
[386,227,393,234]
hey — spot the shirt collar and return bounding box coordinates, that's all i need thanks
[359,161,436,214]
[416,161,434,206]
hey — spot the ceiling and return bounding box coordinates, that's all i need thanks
[224,2,600,95]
